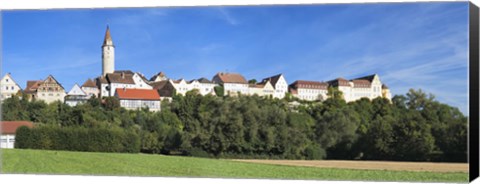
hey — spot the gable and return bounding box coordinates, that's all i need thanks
[38,75,65,91]
[67,84,87,96]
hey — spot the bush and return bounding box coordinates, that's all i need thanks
[14,126,140,153]
[188,147,211,158]
[14,126,32,149]
[304,144,326,160]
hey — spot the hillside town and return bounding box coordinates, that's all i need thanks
[0,26,392,112]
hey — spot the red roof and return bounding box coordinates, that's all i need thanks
[1,121,34,134]
[213,72,248,84]
[115,88,160,100]
[290,80,329,90]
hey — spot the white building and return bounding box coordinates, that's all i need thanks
[187,78,217,96]
[0,73,22,101]
[289,80,328,101]
[115,88,161,111]
[261,74,288,99]
[97,71,153,97]
[65,84,89,106]
[81,78,99,98]
[0,121,33,149]
[212,72,249,96]
[170,79,189,95]
[327,74,391,102]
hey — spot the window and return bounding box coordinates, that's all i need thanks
[11,86,14,90]
[6,79,8,82]
[5,86,8,90]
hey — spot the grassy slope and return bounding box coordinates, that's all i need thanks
[0,149,468,182]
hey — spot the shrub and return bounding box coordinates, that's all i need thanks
[15,126,140,153]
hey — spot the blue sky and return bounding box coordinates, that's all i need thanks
[2,2,469,114]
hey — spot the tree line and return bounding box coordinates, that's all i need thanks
[3,88,467,162]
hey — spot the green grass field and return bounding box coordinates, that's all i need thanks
[0,149,468,182]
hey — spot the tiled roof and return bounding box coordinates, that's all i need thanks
[172,79,185,84]
[327,78,350,87]
[290,80,328,90]
[1,121,34,134]
[115,88,160,100]
[114,70,135,75]
[213,72,247,84]
[353,74,377,82]
[96,76,108,84]
[188,78,214,84]
[152,81,175,97]
[351,79,371,88]
[262,74,283,87]
[106,72,135,84]
[24,80,42,93]
[150,80,169,89]
[249,83,265,88]
[149,72,167,81]
[82,78,97,88]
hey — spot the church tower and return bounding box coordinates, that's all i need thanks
[102,25,115,76]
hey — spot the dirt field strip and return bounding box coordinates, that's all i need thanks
[232,160,468,173]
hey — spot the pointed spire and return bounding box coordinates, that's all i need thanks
[103,25,113,46]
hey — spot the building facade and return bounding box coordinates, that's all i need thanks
[115,88,161,111]
[212,72,249,96]
[81,78,99,98]
[36,75,66,103]
[249,80,275,97]
[0,73,22,101]
[23,80,42,101]
[289,80,328,101]
[97,71,153,98]
[65,84,89,106]
[327,74,391,102]
[0,121,33,149]
[261,74,288,99]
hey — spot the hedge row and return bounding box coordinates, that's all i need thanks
[15,126,140,153]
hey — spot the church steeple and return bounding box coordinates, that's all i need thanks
[102,25,115,76]
[103,25,114,47]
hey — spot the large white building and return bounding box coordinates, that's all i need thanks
[261,74,288,99]
[115,88,161,111]
[0,121,33,149]
[0,73,22,101]
[212,72,249,96]
[97,71,153,97]
[289,80,329,101]
[327,74,391,102]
